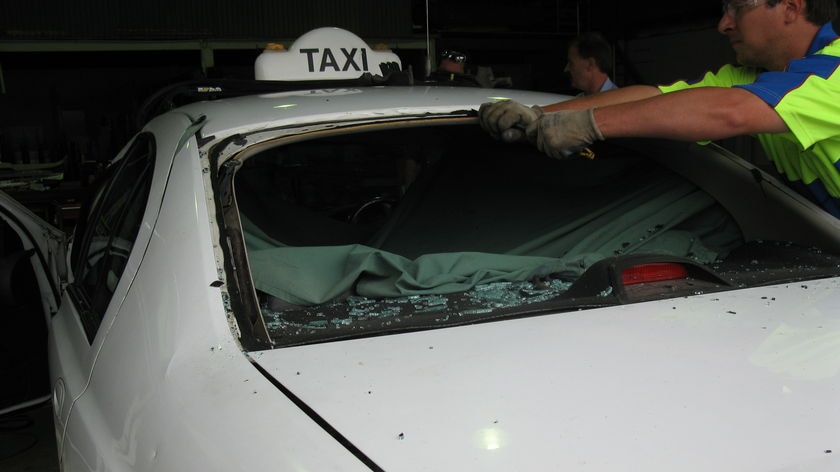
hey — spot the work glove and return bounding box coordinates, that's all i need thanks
[526,108,604,159]
[478,100,543,142]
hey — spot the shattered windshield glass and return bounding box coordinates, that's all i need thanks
[260,278,574,344]
[230,123,837,346]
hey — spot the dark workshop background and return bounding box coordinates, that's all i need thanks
[0,0,733,211]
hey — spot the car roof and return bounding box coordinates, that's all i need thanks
[162,85,569,138]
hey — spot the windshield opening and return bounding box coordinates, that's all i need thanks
[229,123,836,347]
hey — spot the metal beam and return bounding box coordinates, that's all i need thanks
[0,39,429,53]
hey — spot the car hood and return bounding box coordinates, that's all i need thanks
[249,279,840,471]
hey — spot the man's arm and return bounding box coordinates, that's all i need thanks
[543,84,786,139]
[479,83,789,157]
[526,86,789,159]
[542,84,664,112]
[593,86,788,140]
[478,85,664,140]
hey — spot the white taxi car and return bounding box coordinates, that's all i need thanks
[2,27,840,471]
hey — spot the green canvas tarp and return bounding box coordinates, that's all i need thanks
[242,162,741,306]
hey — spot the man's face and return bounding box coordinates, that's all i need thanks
[718,0,786,70]
[564,46,589,91]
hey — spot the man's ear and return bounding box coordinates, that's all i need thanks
[586,57,598,71]
[781,0,805,23]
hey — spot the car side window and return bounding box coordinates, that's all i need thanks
[69,133,155,342]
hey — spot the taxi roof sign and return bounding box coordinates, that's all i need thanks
[255,27,402,81]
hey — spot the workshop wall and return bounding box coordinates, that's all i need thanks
[1,0,415,40]
[624,27,735,86]
[0,0,734,196]
[0,50,201,185]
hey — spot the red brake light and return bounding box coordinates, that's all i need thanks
[621,263,689,285]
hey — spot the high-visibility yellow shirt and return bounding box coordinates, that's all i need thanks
[659,21,840,217]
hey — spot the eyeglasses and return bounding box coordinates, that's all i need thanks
[721,0,765,17]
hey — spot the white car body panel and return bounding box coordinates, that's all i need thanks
[50,112,196,467]
[53,113,374,471]
[252,279,840,471]
[0,81,835,471]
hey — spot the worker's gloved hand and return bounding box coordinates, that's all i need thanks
[478,100,543,142]
[526,108,604,159]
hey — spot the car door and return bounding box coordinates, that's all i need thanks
[45,132,162,470]
[0,189,65,415]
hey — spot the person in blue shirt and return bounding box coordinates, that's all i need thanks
[565,32,619,96]
[480,0,840,218]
